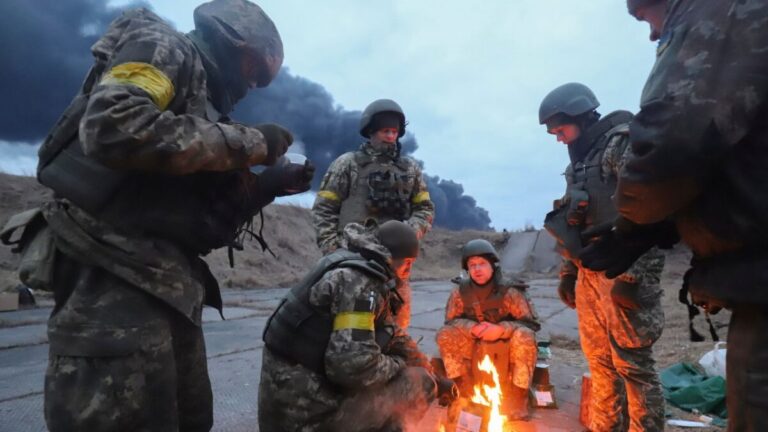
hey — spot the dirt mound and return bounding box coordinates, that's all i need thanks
[0,173,508,290]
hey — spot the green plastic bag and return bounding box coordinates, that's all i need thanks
[661,362,727,419]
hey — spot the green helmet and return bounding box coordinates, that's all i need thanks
[378,220,419,259]
[461,239,500,270]
[359,99,406,138]
[538,83,600,125]
[194,0,283,88]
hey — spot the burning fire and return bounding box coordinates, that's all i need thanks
[470,354,509,432]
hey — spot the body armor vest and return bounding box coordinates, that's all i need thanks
[262,249,395,375]
[338,150,415,230]
[564,110,634,230]
[458,280,512,324]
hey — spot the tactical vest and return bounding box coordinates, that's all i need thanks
[338,150,415,230]
[564,111,634,229]
[262,249,395,375]
[36,57,251,255]
[458,280,513,324]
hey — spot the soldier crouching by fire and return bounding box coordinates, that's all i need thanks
[258,221,457,431]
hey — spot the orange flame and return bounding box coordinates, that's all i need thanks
[470,354,509,432]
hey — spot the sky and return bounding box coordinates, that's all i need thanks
[0,0,658,230]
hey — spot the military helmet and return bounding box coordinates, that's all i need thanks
[378,220,419,259]
[359,99,406,138]
[538,82,600,125]
[461,239,500,270]
[194,0,283,87]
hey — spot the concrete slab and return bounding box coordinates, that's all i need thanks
[0,279,585,432]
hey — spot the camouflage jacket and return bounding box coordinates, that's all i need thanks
[443,279,540,338]
[312,142,434,253]
[262,224,429,397]
[34,9,275,322]
[560,129,665,288]
[616,0,768,258]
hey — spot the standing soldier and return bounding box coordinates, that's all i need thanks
[312,99,435,329]
[436,239,540,420]
[582,1,768,430]
[259,221,455,431]
[0,1,313,431]
[540,83,665,431]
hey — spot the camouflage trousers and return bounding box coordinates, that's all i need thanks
[395,278,412,330]
[435,323,537,389]
[726,304,768,432]
[44,254,212,432]
[258,348,435,432]
[576,268,664,432]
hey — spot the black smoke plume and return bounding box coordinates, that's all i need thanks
[0,0,492,230]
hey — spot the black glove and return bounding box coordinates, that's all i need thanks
[255,123,292,164]
[611,279,642,310]
[558,274,577,309]
[258,157,315,198]
[580,218,678,279]
[436,376,459,407]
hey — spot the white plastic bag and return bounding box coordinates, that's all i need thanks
[698,342,727,378]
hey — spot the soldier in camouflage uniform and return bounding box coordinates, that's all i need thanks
[312,99,435,330]
[1,1,315,430]
[579,2,768,430]
[259,221,454,431]
[436,239,540,420]
[540,83,665,431]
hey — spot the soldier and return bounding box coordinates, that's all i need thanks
[540,83,665,431]
[1,1,314,430]
[436,239,540,420]
[580,1,768,430]
[259,221,455,431]
[312,99,435,330]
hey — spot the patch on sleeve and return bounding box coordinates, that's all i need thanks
[100,62,175,110]
[412,191,431,204]
[318,190,340,201]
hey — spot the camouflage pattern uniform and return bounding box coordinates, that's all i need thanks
[312,142,434,329]
[258,224,436,432]
[436,279,539,390]
[615,1,768,429]
[561,127,665,432]
[33,5,282,431]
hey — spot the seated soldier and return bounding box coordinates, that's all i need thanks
[436,239,540,420]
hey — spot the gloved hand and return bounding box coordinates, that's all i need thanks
[471,322,506,341]
[258,157,315,198]
[611,279,643,310]
[254,123,292,165]
[558,274,577,309]
[435,376,459,407]
[580,217,678,278]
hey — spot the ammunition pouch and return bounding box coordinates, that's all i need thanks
[566,190,589,226]
[366,170,410,219]
[544,205,584,260]
[1,208,57,291]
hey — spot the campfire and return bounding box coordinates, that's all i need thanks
[470,354,510,432]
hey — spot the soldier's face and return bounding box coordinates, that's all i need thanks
[240,50,273,89]
[371,128,400,146]
[633,3,667,41]
[547,124,581,145]
[467,256,494,285]
[393,257,415,281]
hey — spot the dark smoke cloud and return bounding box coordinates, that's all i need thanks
[0,0,492,230]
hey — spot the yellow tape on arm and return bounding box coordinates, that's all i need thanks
[318,190,341,201]
[100,62,175,110]
[412,191,431,204]
[333,312,375,331]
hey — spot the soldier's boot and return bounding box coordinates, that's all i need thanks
[506,385,531,421]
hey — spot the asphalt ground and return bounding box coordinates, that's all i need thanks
[0,279,584,432]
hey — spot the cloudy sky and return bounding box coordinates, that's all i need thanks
[1,0,658,230]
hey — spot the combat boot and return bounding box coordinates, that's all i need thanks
[507,385,530,421]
